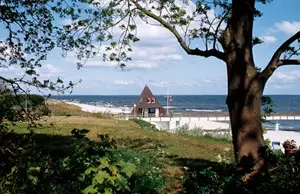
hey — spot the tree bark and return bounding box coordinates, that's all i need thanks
[219,0,269,181]
[226,60,268,181]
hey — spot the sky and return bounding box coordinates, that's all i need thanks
[1,0,300,95]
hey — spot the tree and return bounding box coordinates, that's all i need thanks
[0,0,80,125]
[56,0,300,181]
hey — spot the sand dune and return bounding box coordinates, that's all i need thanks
[65,101,132,114]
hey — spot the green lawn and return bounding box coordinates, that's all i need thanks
[10,116,233,162]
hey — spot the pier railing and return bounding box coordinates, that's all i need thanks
[119,112,300,121]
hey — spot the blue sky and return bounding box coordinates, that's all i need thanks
[1,0,300,95]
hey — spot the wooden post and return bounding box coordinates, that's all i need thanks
[275,121,280,131]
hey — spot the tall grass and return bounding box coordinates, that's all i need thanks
[47,100,114,119]
[174,127,232,143]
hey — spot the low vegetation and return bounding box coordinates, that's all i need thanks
[1,102,300,193]
[128,118,158,131]
[47,100,114,119]
[175,127,232,143]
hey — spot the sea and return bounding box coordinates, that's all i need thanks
[50,95,300,131]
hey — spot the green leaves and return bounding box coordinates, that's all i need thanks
[82,185,98,194]
[261,96,275,123]
[26,69,37,75]
[118,161,136,177]
[93,170,110,184]
[83,156,136,194]
[252,37,264,47]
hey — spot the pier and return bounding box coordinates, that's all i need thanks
[123,112,300,131]
[170,112,300,121]
[126,112,300,122]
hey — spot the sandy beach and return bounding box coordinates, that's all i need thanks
[65,101,132,114]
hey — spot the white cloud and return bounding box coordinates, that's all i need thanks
[44,64,62,74]
[126,61,158,69]
[36,64,64,78]
[71,58,158,70]
[113,80,134,85]
[269,70,300,84]
[261,35,277,44]
[65,42,182,70]
[177,81,201,87]
[203,78,213,84]
[151,54,183,61]
[0,66,15,73]
[148,81,170,88]
[61,19,72,25]
[130,45,183,62]
[135,20,175,41]
[0,65,25,77]
[275,21,300,35]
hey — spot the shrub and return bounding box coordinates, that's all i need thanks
[129,118,158,131]
[0,128,166,194]
[182,148,300,194]
[174,127,231,143]
[112,148,166,194]
[71,128,90,138]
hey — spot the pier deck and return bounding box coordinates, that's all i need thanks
[127,112,300,121]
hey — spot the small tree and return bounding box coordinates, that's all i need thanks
[0,0,80,125]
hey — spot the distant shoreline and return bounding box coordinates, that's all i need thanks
[64,101,132,114]
[59,100,300,118]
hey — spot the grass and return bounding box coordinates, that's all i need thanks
[46,100,114,119]
[3,102,300,193]
[5,102,234,193]
[9,116,233,162]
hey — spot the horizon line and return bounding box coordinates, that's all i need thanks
[49,94,300,96]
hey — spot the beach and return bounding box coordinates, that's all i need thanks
[65,101,133,114]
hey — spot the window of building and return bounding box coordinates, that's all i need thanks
[140,98,143,103]
[151,98,155,103]
[147,98,151,103]
[149,108,155,113]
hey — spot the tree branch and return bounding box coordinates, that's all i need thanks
[213,8,231,50]
[278,59,300,66]
[261,31,300,82]
[130,0,226,61]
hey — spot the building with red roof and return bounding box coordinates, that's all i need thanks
[132,85,165,117]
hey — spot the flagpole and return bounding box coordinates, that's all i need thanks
[166,81,170,116]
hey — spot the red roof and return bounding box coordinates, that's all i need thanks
[135,86,165,111]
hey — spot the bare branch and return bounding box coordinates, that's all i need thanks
[261,31,300,82]
[278,59,300,66]
[213,9,231,49]
[130,0,226,61]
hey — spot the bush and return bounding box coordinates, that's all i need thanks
[0,90,48,128]
[129,118,158,131]
[182,148,300,194]
[112,148,166,194]
[175,127,231,143]
[0,129,166,194]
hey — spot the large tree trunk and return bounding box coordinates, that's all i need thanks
[226,61,268,181]
[219,0,269,181]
